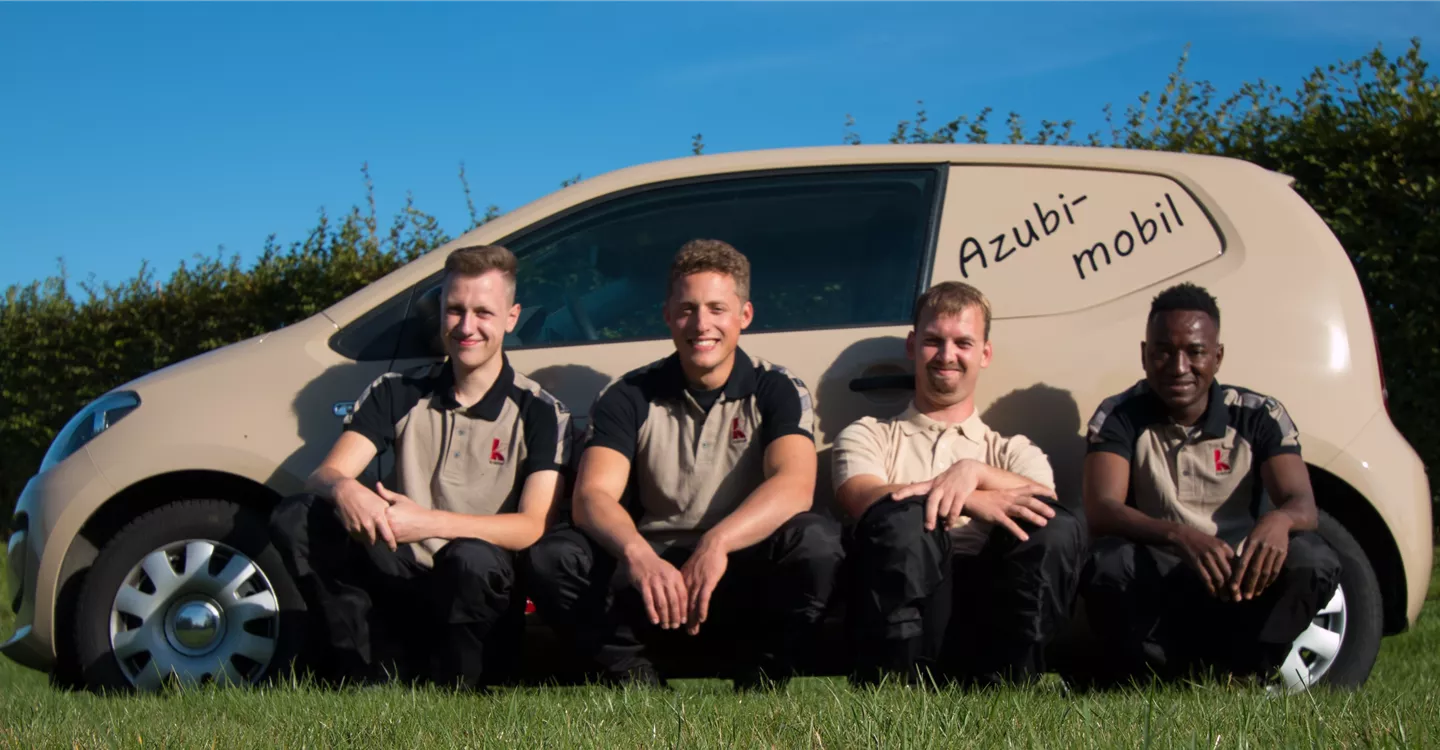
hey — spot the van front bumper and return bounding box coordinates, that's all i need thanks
[3,476,50,672]
[2,448,115,674]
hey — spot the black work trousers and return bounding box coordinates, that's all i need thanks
[1079,533,1341,684]
[526,513,844,681]
[845,496,1088,686]
[268,493,519,689]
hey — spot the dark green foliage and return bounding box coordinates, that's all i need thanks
[1,41,1436,529]
[0,192,449,521]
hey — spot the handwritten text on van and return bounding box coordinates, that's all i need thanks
[957,193,1189,280]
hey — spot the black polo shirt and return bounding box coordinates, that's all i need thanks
[344,355,570,564]
[1086,379,1302,544]
[586,347,814,545]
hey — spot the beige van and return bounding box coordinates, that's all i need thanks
[4,145,1430,693]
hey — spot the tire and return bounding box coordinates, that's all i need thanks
[72,499,303,692]
[1275,510,1383,692]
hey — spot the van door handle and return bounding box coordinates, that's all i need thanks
[849,375,914,392]
[333,401,356,418]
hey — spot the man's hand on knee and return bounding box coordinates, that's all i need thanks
[622,544,688,631]
[1230,511,1293,602]
[681,542,728,636]
[331,478,398,551]
[963,488,1057,541]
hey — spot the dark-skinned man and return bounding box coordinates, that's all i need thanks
[527,239,843,689]
[269,245,570,690]
[835,281,1087,687]
[1078,282,1341,685]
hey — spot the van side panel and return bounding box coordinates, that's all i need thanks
[933,160,1426,624]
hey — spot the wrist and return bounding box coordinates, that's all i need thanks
[696,530,731,556]
[328,477,363,504]
[622,540,657,565]
[1262,509,1297,533]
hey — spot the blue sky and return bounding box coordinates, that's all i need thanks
[1,2,1435,293]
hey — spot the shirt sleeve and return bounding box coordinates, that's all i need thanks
[1248,394,1303,464]
[585,379,647,461]
[832,419,889,490]
[1085,393,1138,461]
[342,373,402,454]
[521,390,571,476]
[754,369,815,448]
[999,434,1055,489]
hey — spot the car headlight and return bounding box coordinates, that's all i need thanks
[39,391,141,472]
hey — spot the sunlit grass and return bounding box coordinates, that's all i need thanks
[1,554,1437,748]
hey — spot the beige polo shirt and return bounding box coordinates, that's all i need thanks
[833,403,1055,555]
[344,356,570,566]
[1086,379,1301,545]
[585,348,814,546]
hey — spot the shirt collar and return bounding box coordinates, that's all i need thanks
[663,346,758,402]
[896,401,988,444]
[1138,378,1228,439]
[1197,380,1229,439]
[431,354,515,421]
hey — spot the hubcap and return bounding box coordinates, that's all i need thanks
[1272,584,1347,694]
[108,539,280,691]
[167,598,224,654]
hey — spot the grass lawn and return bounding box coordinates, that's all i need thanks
[1,555,1437,748]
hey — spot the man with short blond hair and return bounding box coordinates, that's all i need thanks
[527,238,843,689]
[269,244,570,689]
[835,280,1087,686]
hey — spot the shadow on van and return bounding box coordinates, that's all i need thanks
[271,362,407,493]
[980,383,1087,510]
[812,335,911,520]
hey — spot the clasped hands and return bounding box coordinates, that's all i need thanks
[889,459,1058,541]
[333,479,434,551]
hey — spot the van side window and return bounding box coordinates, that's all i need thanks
[328,285,414,362]
[379,168,940,358]
[506,169,939,347]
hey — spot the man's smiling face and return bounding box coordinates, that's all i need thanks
[663,270,753,384]
[907,304,992,410]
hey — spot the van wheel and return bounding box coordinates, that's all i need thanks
[1273,510,1382,692]
[73,499,302,692]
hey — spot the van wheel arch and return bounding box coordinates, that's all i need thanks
[1307,464,1408,635]
[49,471,281,689]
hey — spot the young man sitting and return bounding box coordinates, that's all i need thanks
[269,245,570,689]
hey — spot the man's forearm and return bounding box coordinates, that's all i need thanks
[1268,493,1318,532]
[975,463,1049,491]
[305,466,357,501]
[575,492,653,562]
[427,510,546,552]
[838,482,907,520]
[702,472,812,554]
[1089,497,1188,546]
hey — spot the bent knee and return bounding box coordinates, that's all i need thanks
[1028,504,1087,554]
[853,497,928,549]
[268,493,321,542]
[779,513,844,564]
[436,539,514,582]
[527,529,594,584]
[1280,534,1343,584]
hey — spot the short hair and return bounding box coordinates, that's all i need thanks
[443,245,517,301]
[668,239,751,301]
[1148,282,1220,329]
[913,281,992,340]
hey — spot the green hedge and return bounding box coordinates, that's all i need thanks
[2,41,1436,528]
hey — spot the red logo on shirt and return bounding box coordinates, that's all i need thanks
[1214,449,1232,475]
[730,417,747,443]
[490,438,506,464]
